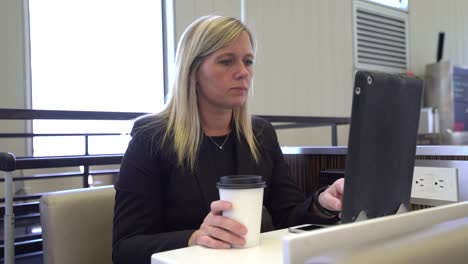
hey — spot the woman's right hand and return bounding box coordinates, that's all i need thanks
[188,200,247,249]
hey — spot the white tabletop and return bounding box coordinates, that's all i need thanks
[150,202,468,264]
[151,229,288,264]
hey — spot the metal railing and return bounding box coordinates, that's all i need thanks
[0,108,350,146]
[259,115,350,146]
[0,152,123,260]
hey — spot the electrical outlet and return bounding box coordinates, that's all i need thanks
[411,166,459,206]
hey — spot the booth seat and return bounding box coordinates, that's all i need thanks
[40,185,115,264]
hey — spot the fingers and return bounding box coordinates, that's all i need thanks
[319,178,345,211]
[210,200,232,215]
[195,226,231,249]
[192,200,247,249]
[334,178,345,196]
[320,191,342,211]
[196,234,231,249]
[209,200,247,236]
[198,223,245,248]
[208,214,247,236]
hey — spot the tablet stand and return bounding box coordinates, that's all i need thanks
[354,203,409,222]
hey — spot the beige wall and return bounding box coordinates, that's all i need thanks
[0,0,29,156]
[0,0,28,110]
[244,0,353,146]
[173,0,241,41]
[409,0,468,76]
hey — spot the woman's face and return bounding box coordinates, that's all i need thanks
[196,31,254,112]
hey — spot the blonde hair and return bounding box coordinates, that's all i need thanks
[138,15,259,171]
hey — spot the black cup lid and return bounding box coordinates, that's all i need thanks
[217,175,266,189]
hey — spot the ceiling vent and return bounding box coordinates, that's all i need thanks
[353,0,409,73]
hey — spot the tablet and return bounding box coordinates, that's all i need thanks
[341,71,423,223]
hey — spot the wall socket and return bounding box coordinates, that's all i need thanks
[411,166,459,206]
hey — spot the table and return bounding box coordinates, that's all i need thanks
[151,229,288,264]
[152,202,468,264]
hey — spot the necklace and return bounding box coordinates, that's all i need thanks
[208,133,230,150]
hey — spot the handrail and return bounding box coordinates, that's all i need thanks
[258,115,350,124]
[0,133,125,138]
[12,154,123,170]
[0,153,122,199]
[0,108,350,124]
[0,154,123,190]
[0,108,351,145]
[258,115,350,146]
[0,108,146,120]
[0,168,120,182]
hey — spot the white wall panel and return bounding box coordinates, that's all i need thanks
[0,0,27,110]
[174,0,241,43]
[409,0,468,75]
[244,0,354,146]
[0,0,29,156]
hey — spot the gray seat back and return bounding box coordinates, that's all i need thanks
[40,185,115,264]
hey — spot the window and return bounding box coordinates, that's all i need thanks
[28,0,165,156]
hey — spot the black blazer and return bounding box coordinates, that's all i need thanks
[112,116,332,264]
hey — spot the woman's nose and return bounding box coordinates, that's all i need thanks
[234,62,250,79]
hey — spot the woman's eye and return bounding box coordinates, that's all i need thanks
[219,59,233,65]
[244,59,254,66]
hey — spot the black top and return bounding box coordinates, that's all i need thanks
[205,133,236,179]
[112,116,336,264]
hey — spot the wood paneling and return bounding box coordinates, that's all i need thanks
[285,154,346,196]
[284,153,467,210]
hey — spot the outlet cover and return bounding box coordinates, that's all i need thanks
[411,166,459,206]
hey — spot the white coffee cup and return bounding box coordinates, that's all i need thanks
[217,175,266,248]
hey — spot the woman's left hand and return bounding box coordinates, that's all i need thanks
[319,178,344,213]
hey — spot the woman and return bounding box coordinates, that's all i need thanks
[112,15,344,264]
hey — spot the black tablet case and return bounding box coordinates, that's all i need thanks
[341,71,423,223]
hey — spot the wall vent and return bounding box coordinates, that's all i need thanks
[353,0,409,73]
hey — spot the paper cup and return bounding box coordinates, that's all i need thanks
[217,175,266,248]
